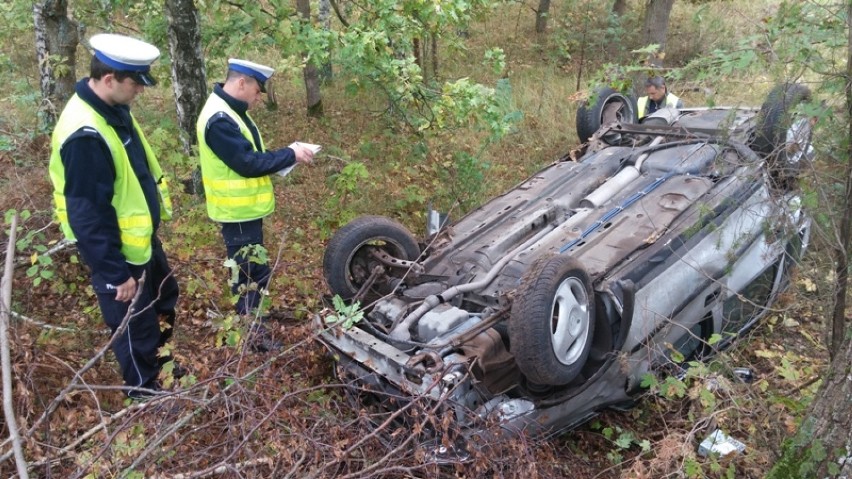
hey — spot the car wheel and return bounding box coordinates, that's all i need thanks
[323,215,421,301]
[576,86,637,143]
[510,255,596,386]
[753,83,813,188]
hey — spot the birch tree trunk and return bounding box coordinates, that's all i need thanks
[164,0,208,155]
[296,0,324,117]
[33,0,78,127]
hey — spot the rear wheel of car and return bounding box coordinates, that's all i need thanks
[753,83,813,189]
[510,255,596,386]
[576,87,637,143]
[323,215,421,302]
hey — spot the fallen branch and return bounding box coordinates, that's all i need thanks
[0,271,151,469]
[156,457,274,479]
[1,212,30,478]
[10,310,76,332]
[23,397,162,469]
[13,236,73,268]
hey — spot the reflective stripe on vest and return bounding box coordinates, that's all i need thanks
[637,93,681,119]
[197,94,274,223]
[49,94,171,265]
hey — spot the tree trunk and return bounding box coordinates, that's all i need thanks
[33,0,78,127]
[318,0,333,82]
[431,33,438,81]
[830,0,852,359]
[641,0,675,67]
[612,0,628,17]
[767,4,852,477]
[413,37,423,78]
[296,0,323,117]
[164,0,208,156]
[535,0,551,34]
[766,337,852,478]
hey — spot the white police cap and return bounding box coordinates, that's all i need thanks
[228,59,275,92]
[89,34,160,86]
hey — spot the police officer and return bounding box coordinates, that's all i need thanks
[48,34,180,399]
[637,76,683,119]
[197,59,314,332]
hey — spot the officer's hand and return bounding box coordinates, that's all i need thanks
[115,277,137,302]
[292,144,314,165]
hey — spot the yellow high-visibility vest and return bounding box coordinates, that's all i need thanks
[196,94,274,223]
[49,94,172,265]
[637,92,681,119]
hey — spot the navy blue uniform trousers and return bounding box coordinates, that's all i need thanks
[93,237,179,392]
[221,219,271,316]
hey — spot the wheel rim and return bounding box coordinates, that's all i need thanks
[600,94,632,125]
[550,277,591,365]
[344,238,407,293]
[784,116,813,165]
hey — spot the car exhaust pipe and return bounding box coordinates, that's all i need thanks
[579,136,664,209]
[389,225,556,342]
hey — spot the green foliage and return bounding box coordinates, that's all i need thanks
[5,209,60,288]
[212,313,243,348]
[222,244,271,314]
[315,161,370,237]
[552,2,641,70]
[394,184,427,212]
[145,123,193,172]
[324,295,364,330]
[590,421,651,465]
[765,417,848,479]
[206,0,518,215]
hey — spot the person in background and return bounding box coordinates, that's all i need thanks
[196,59,314,350]
[48,33,181,399]
[637,76,683,119]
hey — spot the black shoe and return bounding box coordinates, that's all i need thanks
[159,358,189,380]
[128,381,161,401]
[264,308,297,324]
[170,361,189,379]
[246,324,283,353]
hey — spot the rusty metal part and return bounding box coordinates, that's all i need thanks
[370,249,425,274]
[446,307,510,350]
[407,350,444,374]
[353,264,384,303]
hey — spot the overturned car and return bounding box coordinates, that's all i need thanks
[317,83,813,438]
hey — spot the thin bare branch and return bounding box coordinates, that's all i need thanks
[1,212,29,478]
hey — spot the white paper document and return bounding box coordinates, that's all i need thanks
[277,142,322,177]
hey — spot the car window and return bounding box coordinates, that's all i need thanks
[721,263,779,334]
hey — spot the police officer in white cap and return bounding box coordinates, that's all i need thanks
[197,59,313,351]
[48,33,181,399]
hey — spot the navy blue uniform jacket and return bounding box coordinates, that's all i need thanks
[60,79,161,290]
[203,84,296,178]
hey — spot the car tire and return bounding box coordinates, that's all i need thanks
[576,87,637,143]
[323,215,421,301]
[510,255,596,386]
[753,83,813,188]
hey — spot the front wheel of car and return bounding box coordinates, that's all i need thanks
[510,255,596,386]
[323,215,421,302]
